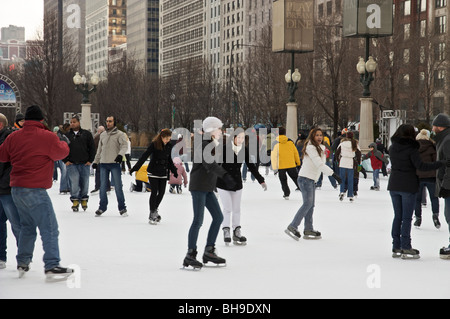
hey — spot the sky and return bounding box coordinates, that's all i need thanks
[0,0,44,40]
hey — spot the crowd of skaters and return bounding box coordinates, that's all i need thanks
[1,105,450,277]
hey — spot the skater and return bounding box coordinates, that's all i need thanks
[183,117,235,269]
[216,128,267,246]
[130,164,151,192]
[285,127,342,241]
[431,114,450,259]
[388,124,447,260]
[271,127,300,200]
[92,116,128,217]
[13,113,24,130]
[362,142,388,191]
[64,115,96,212]
[130,128,178,224]
[169,157,188,194]
[91,126,109,193]
[0,105,74,279]
[413,129,440,228]
[0,113,22,270]
[53,125,70,194]
[336,131,359,202]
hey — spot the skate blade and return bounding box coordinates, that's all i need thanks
[303,235,321,240]
[401,254,420,260]
[203,263,226,268]
[45,272,74,282]
[233,241,247,246]
[392,253,402,258]
[148,220,158,225]
[180,265,202,271]
[284,229,300,241]
[225,242,231,246]
[18,270,27,278]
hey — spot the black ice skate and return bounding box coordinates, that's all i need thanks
[203,246,226,266]
[71,199,79,212]
[119,209,128,217]
[17,265,30,278]
[401,248,420,260]
[392,249,402,258]
[433,214,441,229]
[45,266,74,281]
[285,225,301,241]
[223,227,231,246]
[95,209,104,217]
[182,249,203,270]
[339,193,345,201]
[149,210,158,225]
[440,246,450,259]
[414,217,421,227]
[233,226,247,245]
[303,230,322,240]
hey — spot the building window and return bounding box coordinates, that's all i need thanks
[435,16,447,34]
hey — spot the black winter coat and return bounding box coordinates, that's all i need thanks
[216,141,265,191]
[388,137,443,193]
[434,127,450,197]
[64,128,96,164]
[416,139,437,179]
[132,141,176,178]
[0,127,15,195]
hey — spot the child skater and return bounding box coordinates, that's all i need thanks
[216,128,267,246]
[285,127,342,241]
[130,129,178,224]
[169,157,188,193]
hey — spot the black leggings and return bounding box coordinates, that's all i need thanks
[149,177,167,211]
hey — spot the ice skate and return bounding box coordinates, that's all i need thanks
[392,249,402,258]
[233,226,247,245]
[176,186,182,194]
[182,249,203,270]
[95,209,104,217]
[169,185,175,194]
[339,192,345,201]
[71,199,79,212]
[349,197,354,203]
[148,210,158,225]
[303,230,322,240]
[414,217,422,228]
[223,227,231,246]
[439,246,450,259]
[0,260,5,269]
[81,199,88,211]
[45,266,74,282]
[401,248,420,260]
[17,265,30,278]
[285,225,301,241]
[283,195,289,200]
[433,214,441,229]
[203,246,226,266]
[119,209,128,217]
[129,183,135,192]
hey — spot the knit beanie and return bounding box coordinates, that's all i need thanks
[416,129,430,140]
[432,113,450,128]
[202,116,223,133]
[25,105,44,121]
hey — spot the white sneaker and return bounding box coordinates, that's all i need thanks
[0,260,6,269]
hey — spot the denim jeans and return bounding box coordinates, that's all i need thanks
[316,161,337,187]
[188,191,223,250]
[54,160,69,192]
[373,169,380,188]
[415,180,439,218]
[339,167,354,197]
[67,164,90,201]
[0,194,21,261]
[290,177,315,231]
[11,187,60,270]
[99,163,126,212]
[390,191,417,250]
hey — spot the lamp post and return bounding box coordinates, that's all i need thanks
[284,53,301,141]
[356,55,377,97]
[170,93,175,129]
[73,72,99,132]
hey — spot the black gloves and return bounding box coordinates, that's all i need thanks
[173,171,179,178]
[222,173,237,189]
[92,163,98,169]
[114,155,123,163]
[332,173,342,185]
[129,168,135,176]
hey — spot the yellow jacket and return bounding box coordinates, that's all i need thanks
[136,165,149,183]
[271,135,301,170]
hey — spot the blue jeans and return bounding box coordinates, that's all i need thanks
[339,167,354,197]
[316,161,337,187]
[390,191,417,250]
[188,191,223,250]
[67,164,90,201]
[415,180,439,218]
[54,160,69,192]
[290,177,315,230]
[0,194,21,261]
[11,187,60,270]
[99,163,126,212]
[373,169,380,188]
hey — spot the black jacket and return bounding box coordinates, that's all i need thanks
[64,128,95,164]
[216,141,265,191]
[132,141,176,178]
[416,139,437,179]
[0,127,15,195]
[387,137,443,193]
[189,133,227,192]
[434,128,450,197]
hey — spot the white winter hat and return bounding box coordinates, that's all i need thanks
[202,116,223,133]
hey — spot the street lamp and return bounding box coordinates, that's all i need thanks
[356,56,377,97]
[170,93,175,129]
[73,72,99,131]
[285,68,301,103]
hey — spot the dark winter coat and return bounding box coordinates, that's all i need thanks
[64,128,96,164]
[0,127,15,194]
[434,127,450,198]
[189,133,227,192]
[216,141,265,191]
[132,141,177,179]
[387,136,443,193]
[416,139,437,179]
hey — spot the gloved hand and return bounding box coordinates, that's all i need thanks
[114,155,123,163]
[129,168,135,176]
[332,173,342,185]
[261,182,267,191]
[92,163,98,169]
[274,169,278,175]
[222,173,237,189]
[173,172,179,178]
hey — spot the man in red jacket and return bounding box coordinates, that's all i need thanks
[0,105,73,279]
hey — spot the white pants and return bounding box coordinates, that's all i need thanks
[217,188,243,229]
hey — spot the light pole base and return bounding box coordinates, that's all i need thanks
[286,102,298,142]
[359,98,374,153]
[80,103,92,132]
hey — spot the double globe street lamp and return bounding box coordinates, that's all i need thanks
[285,66,301,140]
[356,56,377,97]
[73,72,99,132]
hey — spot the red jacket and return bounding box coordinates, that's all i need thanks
[0,121,69,189]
